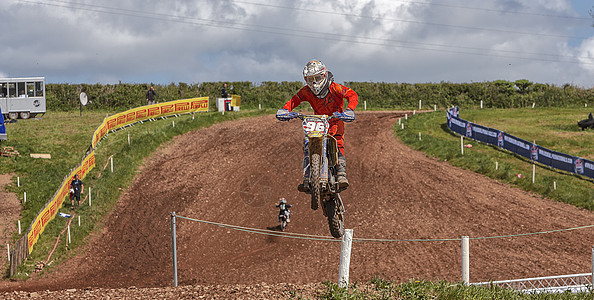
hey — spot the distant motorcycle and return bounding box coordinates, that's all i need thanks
[281,112,347,238]
[279,209,290,231]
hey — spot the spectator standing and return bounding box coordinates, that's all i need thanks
[221,83,229,98]
[146,85,157,105]
[70,174,84,209]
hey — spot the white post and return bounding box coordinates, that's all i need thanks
[532,102,535,108]
[89,187,92,207]
[192,113,195,120]
[78,215,81,227]
[480,100,483,109]
[413,110,416,115]
[172,121,175,127]
[258,103,261,110]
[401,123,404,130]
[419,99,422,110]
[364,101,367,110]
[434,104,437,111]
[338,229,353,288]
[128,133,130,145]
[398,118,401,125]
[419,132,422,141]
[554,181,557,190]
[405,114,408,120]
[67,225,71,244]
[591,245,593,288]
[6,244,9,261]
[17,177,19,187]
[585,103,588,108]
[18,220,21,235]
[24,192,26,204]
[495,161,498,170]
[461,136,464,155]
[111,157,114,173]
[461,236,470,284]
[532,164,535,183]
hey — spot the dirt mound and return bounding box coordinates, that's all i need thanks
[1,112,593,293]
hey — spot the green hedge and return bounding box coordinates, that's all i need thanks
[46,80,594,111]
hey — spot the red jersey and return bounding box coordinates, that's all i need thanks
[282,82,358,155]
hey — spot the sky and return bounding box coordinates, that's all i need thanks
[0,0,593,87]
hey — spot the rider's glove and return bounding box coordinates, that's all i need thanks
[334,109,355,122]
[276,108,291,121]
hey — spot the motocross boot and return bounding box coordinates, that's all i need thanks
[297,145,311,193]
[337,152,349,189]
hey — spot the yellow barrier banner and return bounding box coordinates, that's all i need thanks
[92,97,209,148]
[27,150,96,253]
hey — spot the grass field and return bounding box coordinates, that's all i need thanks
[396,107,594,210]
[1,107,593,298]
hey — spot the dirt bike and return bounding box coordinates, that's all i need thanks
[279,209,290,231]
[286,113,347,238]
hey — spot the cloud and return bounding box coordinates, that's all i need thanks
[0,0,592,87]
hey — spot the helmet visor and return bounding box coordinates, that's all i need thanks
[305,74,327,94]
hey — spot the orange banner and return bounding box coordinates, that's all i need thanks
[92,97,209,148]
[27,150,95,253]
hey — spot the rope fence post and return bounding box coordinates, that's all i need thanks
[6,244,9,262]
[89,187,92,207]
[110,157,114,173]
[591,245,593,288]
[461,236,469,284]
[171,212,178,287]
[18,220,21,235]
[461,136,464,155]
[338,229,353,288]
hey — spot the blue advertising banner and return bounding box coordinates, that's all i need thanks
[471,123,499,146]
[534,146,575,173]
[501,133,532,160]
[446,107,593,180]
[0,105,6,140]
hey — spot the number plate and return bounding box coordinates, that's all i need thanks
[302,117,328,137]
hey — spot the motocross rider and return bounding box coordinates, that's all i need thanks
[276,59,358,195]
[276,198,292,223]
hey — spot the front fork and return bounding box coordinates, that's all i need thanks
[303,136,329,184]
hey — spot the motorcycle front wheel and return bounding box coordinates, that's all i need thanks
[310,153,321,210]
[325,198,344,238]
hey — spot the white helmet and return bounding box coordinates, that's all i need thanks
[280,198,286,204]
[303,59,330,97]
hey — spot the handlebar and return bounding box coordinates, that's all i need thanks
[288,112,337,121]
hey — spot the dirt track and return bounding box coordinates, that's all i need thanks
[1,111,594,296]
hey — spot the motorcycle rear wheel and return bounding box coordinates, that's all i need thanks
[325,198,344,238]
[280,220,287,231]
[310,153,321,210]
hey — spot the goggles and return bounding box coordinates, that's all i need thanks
[305,74,325,85]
